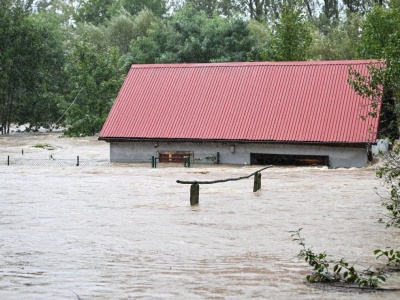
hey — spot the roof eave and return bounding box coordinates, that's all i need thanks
[98,137,376,147]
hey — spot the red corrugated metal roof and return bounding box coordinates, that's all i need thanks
[99,61,380,143]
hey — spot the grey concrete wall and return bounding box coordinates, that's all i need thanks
[109,141,368,168]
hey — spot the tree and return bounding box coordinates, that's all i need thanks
[14,12,66,130]
[308,11,363,60]
[241,0,271,21]
[122,0,168,17]
[106,9,160,54]
[342,0,371,14]
[261,2,312,61]
[0,0,15,133]
[349,3,400,140]
[322,0,339,21]
[75,22,109,50]
[245,19,272,61]
[75,0,167,27]
[35,0,78,24]
[127,14,166,65]
[62,38,125,136]
[0,1,64,133]
[184,0,243,16]
[128,4,255,64]
[74,0,118,25]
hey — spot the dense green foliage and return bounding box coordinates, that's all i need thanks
[62,39,125,136]
[261,3,312,61]
[376,146,400,229]
[128,5,254,64]
[374,147,400,272]
[348,1,400,140]
[0,1,65,133]
[0,0,399,136]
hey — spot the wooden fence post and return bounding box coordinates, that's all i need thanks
[177,165,271,206]
[190,183,199,206]
[253,172,261,192]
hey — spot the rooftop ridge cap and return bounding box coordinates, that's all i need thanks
[130,60,379,70]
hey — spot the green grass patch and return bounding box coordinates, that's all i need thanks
[31,143,56,150]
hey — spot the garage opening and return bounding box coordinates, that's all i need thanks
[250,153,329,166]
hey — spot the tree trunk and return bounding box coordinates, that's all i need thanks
[303,0,313,17]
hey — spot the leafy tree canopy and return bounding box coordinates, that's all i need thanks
[62,38,125,136]
[349,1,400,139]
[1,1,65,133]
[261,2,312,61]
[2,0,398,137]
[128,4,255,64]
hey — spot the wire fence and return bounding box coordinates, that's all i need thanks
[1,156,218,168]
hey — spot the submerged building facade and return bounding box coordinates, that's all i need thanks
[99,61,381,168]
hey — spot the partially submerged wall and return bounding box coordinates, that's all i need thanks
[109,141,368,168]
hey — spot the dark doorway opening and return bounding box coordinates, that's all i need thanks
[250,153,329,166]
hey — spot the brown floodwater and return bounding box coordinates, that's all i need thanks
[1,133,400,299]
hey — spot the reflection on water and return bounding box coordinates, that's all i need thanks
[1,133,400,299]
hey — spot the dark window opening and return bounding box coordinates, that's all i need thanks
[250,153,329,166]
[159,151,193,163]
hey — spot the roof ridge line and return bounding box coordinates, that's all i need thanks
[130,60,380,69]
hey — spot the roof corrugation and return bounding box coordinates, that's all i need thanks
[99,61,380,143]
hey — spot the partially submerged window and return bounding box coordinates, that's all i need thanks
[250,153,329,166]
[159,151,193,163]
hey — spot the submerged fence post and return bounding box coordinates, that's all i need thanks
[151,156,158,168]
[190,183,199,206]
[184,156,191,168]
[76,156,79,166]
[253,172,261,192]
[177,165,271,206]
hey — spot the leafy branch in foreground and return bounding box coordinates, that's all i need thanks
[291,229,387,288]
[375,248,400,270]
[376,148,400,229]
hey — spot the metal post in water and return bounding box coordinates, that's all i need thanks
[190,183,199,206]
[253,172,262,192]
[76,156,79,166]
[151,156,158,168]
[183,156,190,168]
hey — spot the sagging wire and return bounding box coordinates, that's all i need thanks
[54,87,83,125]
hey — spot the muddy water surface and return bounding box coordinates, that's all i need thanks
[1,133,400,299]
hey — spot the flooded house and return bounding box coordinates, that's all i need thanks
[99,61,381,168]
